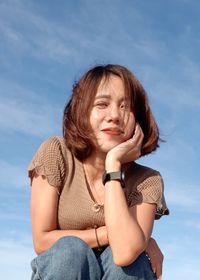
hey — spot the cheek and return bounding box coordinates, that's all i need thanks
[124,115,135,139]
[124,127,134,140]
[89,110,102,129]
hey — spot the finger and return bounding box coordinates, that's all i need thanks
[135,123,143,135]
[147,256,156,274]
[150,258,162,279]
[146,255,157,277]
[133,123,141,137]
[153,257,163,279]
[155,261,162,279]
[133,124,144,144]
[146,252,162,277]
[145,238,163,279]
[149,238,161,255]
[129,124,143,145]
[156,266,162,279]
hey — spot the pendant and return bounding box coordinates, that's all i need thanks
[92,202,102,212]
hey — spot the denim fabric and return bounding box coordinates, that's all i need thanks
[31,236,156,280]
[99,246,156,280]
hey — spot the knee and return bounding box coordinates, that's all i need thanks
[52,236,88,250]
[122,253,155,279]
[34,237,94,279]
[52,236,90,260]
[101,249,155,279]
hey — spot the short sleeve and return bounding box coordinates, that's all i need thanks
[128,172,169,220]
[28,137,66,193]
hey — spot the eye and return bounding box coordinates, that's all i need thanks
[120,102,129,110]
[94,102,108,108]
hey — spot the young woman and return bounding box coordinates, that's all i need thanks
[28,64,169,280]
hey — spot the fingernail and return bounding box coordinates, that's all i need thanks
[158,276,162,280]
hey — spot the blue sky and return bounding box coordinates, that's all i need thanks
[0,0,200,279]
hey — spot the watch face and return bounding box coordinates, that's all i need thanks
[102,171,125,187]
[102,171,107,185]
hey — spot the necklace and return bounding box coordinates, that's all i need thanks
[83,164,104,213]
[92,202,103,213]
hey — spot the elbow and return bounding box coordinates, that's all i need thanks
[34,241,45,255]
[35,247,45,255]
[112,243,146,267]
[113,251,140,267]
[33,234,48,255]
[35,248,42,255]
[113,256,134,267]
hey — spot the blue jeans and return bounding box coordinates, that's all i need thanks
[31,236,156,280]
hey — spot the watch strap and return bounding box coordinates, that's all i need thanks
[102,171,125,188]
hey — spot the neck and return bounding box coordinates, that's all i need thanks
[83,151,106,181]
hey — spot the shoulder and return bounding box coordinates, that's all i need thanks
[132,162,160,174]
[126,162,161,185]
[126,162,169,219]
[30,135,75,171]
[125,162,163,203]
[28,136,74,190]
[35,136,72,158]
[38,136,66,151]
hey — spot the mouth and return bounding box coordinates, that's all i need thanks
[101,128,124,135]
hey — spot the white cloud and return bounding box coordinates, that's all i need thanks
[164,259,200,280]
[0,237,35,280]
[0,80,61,136]
[0,98,60,136]
[0,210,29,222]
[166,183,200,213]
[0,0,168,66]
[0,1,80,63]
[184,219,200,230]
[153,81,200,110]
[161,234,200,279]
[0,159,27,188]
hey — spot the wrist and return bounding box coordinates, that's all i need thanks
[102,170,125,187]
[94,226,101,249]
[105,155,121,172]
[97,226,108,246]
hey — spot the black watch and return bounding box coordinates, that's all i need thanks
[102,171,125,188]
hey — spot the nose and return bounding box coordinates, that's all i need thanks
[106,105,121,123]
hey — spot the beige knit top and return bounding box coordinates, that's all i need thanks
[28,137,169,230]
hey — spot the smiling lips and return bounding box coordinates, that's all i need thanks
[101,128,123,135]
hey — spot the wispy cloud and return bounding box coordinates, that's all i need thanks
[184,219,200,230]
[0,80,61,136]
[0,159,27,188]
[166,183,200,213]
[0,237,34,279]
[161,234,200,279]
[0,1,81,63]
[0,0,168,66]
[153,80,200,111]
[0,2,200,280]
[0,210,29,222]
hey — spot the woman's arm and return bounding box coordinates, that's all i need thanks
[104,123,156,266]
[104,180,156,266]
[31,175,108,254]
[145,237,163,279]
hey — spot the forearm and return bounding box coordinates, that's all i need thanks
[104,181,146,265]
[104,160,146,265]
[34,226,108,254]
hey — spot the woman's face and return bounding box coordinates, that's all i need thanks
[89,75,135,155]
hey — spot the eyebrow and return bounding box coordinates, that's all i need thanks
[94,94,111,100]
[94,95,127,102]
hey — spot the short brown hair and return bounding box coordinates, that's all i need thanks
[63,64,160,160]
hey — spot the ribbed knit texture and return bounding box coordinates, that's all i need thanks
[28,137,169,230]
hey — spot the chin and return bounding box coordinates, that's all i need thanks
[99,142,122,153]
